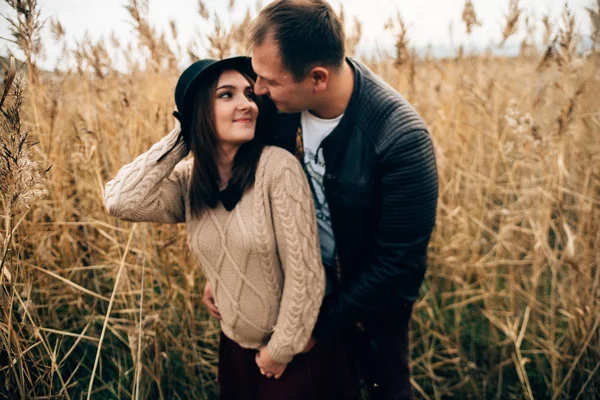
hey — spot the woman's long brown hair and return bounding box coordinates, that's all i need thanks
[185,68,276,216]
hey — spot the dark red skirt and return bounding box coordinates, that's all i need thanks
[218,331,358,400]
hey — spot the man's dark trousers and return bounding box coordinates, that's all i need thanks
[354,302,414,400]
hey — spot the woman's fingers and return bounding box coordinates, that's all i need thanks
[202,282,222,320]
[203,298,221,319]
[207,302,221,319]
[208,307,222,319]
[255,349,287,379]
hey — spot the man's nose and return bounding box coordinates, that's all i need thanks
[254,77,268,96]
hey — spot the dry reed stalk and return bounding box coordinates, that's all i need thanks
[386,11,410,69]
[1,0,45,148]
[553,313,600,400]
[30,265,110,302]
[189,1,252,60]
[542,15,553,46]
[500,0,522,46]
[73,34,113,80]
[588,0,600,50]
[49,17,65,42]
[132,231,147,400]
[556,83,584,137]
[198,0,209,20]
[125,0,176,72]
[2,4,600,399]
[339,5,363,57]
[536,38,559,72]
[519,15,537,58]
[0,57,16,111]
[207,13,233,59]
[231,9,253,56]
[557,3,579,66]
[49,15,68,73]
[0,69,48,278]
[1,0,44,86]
[574,361,600,400]
[461,0,482,35]
[87,224,137,399]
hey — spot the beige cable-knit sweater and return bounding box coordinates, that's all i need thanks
[104,123,325,363]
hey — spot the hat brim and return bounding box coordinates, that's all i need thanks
[177,56,254,117]
[195,56,255,85]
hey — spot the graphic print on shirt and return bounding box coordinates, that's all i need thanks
[303,147,329,223]
[299,110,343,269]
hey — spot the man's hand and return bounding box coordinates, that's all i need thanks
[202,282,221,320]
[301,336,316,353]
[255,347,288,379]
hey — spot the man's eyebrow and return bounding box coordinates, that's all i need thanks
[258,75,276,83]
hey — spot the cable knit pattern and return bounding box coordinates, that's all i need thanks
[104,122,190,224]
[266,158,325,363]
[104,134,324,364]
[252,151,283,307]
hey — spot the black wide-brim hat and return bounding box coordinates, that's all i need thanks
[174,56,254,122]
[156,56,260,163]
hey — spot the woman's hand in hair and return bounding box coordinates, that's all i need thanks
[255,347,288,379]
[202,281,222,320]
[171,112,191,149]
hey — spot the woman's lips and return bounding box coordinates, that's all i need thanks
[233,118,252,123]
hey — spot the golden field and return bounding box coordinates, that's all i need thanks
[1,0,599,398]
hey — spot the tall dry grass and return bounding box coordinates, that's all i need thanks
[1,0,599,399]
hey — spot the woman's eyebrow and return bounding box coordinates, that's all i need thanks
[216,84,253,91]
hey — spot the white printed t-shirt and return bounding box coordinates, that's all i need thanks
[300,110,343,269]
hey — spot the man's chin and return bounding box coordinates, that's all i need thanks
[274,103,300,114]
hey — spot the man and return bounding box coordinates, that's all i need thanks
[204,0,438,398]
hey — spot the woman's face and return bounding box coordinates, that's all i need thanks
[213,69,258,149]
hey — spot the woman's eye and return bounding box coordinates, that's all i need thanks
[218,92,232,99]
[245,92,256,101]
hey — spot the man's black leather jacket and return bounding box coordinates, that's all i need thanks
[273,58,439,341]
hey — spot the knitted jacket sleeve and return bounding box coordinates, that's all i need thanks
[313,127,438,341]
[264,149,325,364]
[104,122,191,224]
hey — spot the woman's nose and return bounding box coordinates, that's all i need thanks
[236,95,252,110]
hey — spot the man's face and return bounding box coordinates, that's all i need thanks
[251,39,314,113]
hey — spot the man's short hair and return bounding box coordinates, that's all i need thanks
[248,0,346,81]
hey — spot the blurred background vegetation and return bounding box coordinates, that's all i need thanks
[1,0,599,398]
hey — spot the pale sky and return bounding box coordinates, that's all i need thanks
[0,0,594,70]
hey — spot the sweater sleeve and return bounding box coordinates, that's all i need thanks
[265,150,325,364]
[104,122,191,224]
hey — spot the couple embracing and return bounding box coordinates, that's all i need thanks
[104,0,438,399]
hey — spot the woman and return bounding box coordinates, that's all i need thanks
[104,57,356,399]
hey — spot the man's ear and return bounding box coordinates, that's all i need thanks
[310,67,329,93]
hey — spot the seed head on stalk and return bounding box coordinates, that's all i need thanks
[0,58,47,287]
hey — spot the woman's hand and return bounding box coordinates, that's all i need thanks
[255,347,288,379]
[202,282,222,320]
